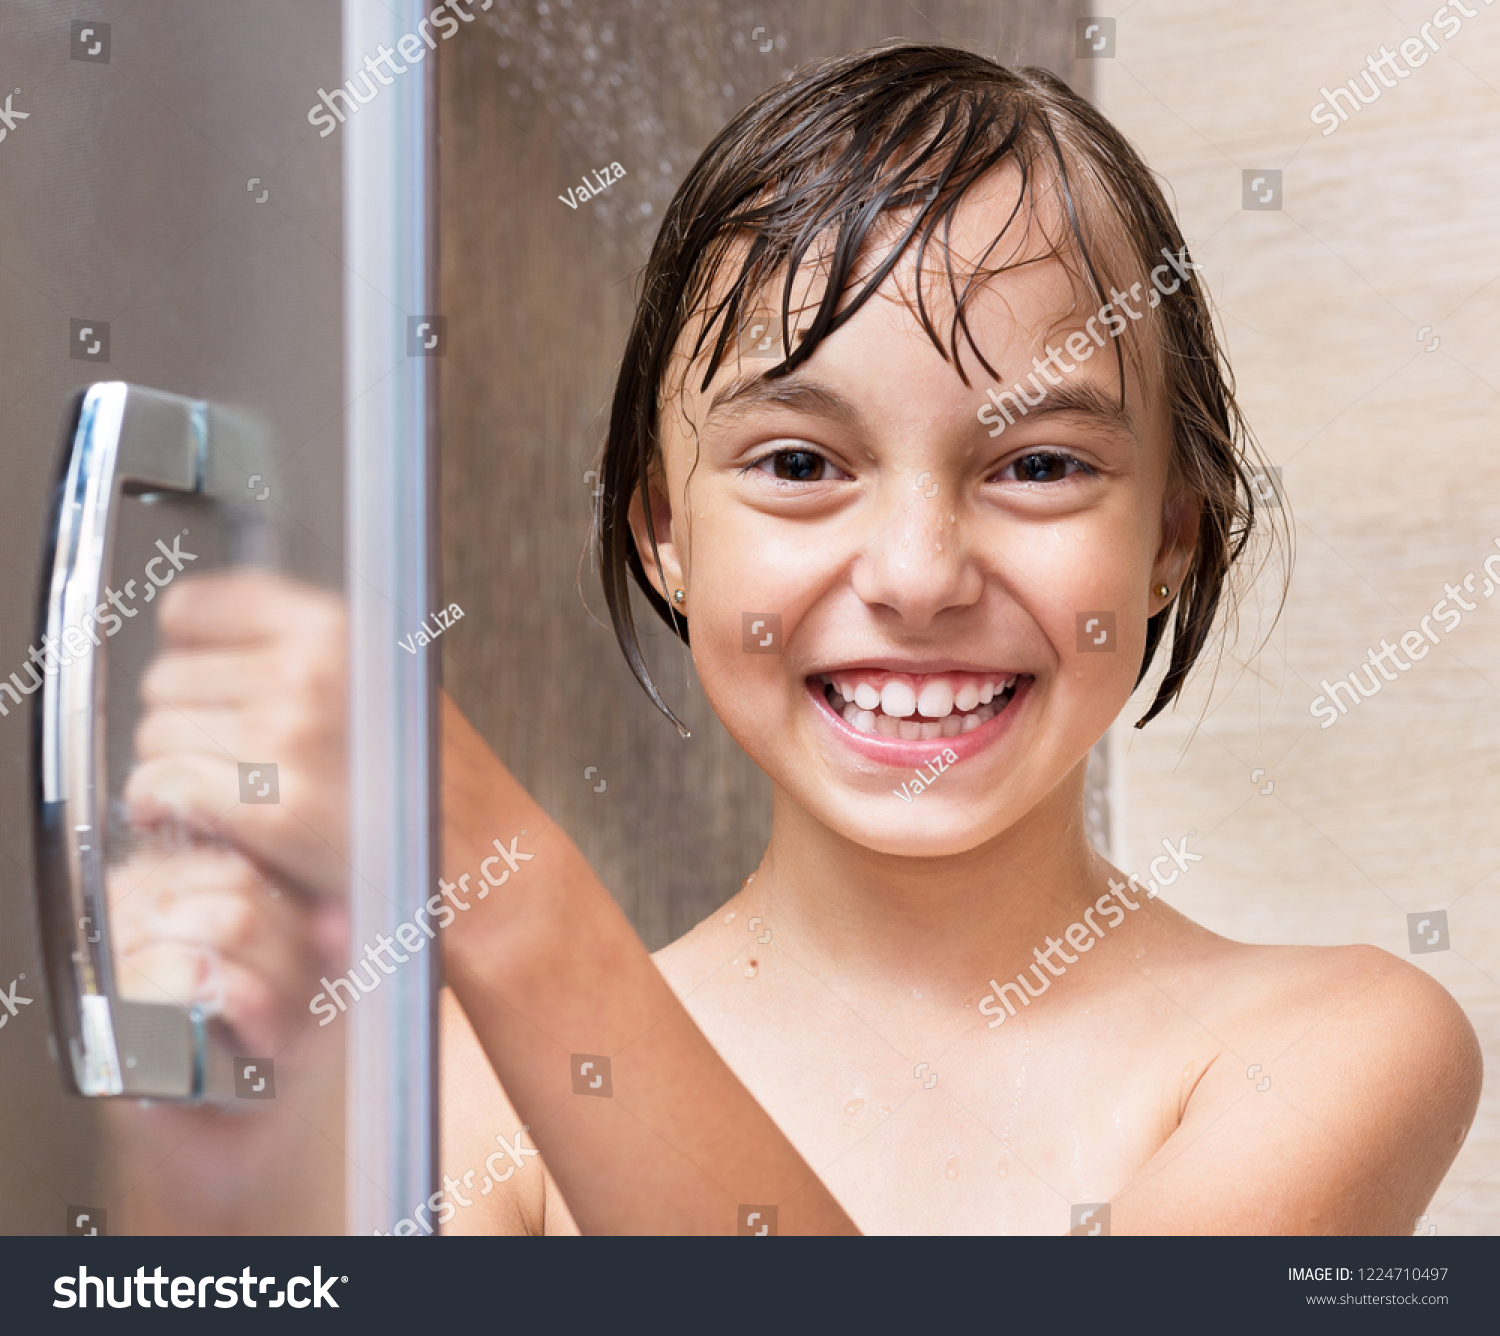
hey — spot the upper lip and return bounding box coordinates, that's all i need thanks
[806,659,1030,677]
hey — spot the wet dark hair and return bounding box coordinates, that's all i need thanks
[597,41,1280,734]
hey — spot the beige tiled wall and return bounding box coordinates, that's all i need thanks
[1097,0,1500,1235]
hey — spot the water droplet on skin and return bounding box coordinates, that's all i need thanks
[913,990,922,999]
[844,1098,864,1116]
[724,911,736,923]
[878,1106,891,1116]
[944,1155,960,1180]
[744,960,758,978]
[997,1155,1009,1179]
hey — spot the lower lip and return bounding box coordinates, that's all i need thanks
[806,676,1031,767]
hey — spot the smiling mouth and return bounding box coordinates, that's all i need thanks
[812,670,1027,740]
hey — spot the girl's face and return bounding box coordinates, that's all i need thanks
[633,175,1196,856]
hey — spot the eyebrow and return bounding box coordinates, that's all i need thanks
[1010,379,1136,435]
[705,367,1135,437]
[705,369,865,433]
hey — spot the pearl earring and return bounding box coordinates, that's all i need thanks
[1155,584,1171,599]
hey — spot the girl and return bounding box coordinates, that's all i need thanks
[118,43,1479,1234]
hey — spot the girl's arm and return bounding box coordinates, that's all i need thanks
[439,691,857,1235]
[114,569,853,1234]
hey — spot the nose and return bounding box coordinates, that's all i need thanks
[849,485,983,628]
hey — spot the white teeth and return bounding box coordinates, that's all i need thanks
[881,681,917,718]
[828,671,1023,734]
[916,680,954,719]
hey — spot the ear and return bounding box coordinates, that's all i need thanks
[626,473,686,603]
[1151,478,1199,612]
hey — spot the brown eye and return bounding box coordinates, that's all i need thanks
[994,452,1090,483]
[751,449,845,481]
[1016,453,1069,482]
[774,450,824,480]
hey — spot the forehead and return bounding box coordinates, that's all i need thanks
[661,159,1159,428]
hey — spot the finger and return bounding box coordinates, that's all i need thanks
[135,660,344,765]
[115,899,314,1024]
[134,705,248,762]
[140,646,285,708]
[114,944,307,1058]
[156,570,344,650]
[121,755,348,903]
[108,849,321,987]
[115,941,216,1010]
[206,954,316,1057]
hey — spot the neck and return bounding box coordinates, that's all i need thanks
[749,761,1110,999]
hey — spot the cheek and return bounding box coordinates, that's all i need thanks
[684,507,823,751]
[1012,520,1152,683]
[686,502,827,660]
[688,523,784,687]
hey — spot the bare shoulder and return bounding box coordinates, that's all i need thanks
[1205,937,1481,1108]
[1118,931,1482,1234]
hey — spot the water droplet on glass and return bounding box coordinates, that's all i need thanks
[944,1155,960,1180]
[844,1098,864,1116]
